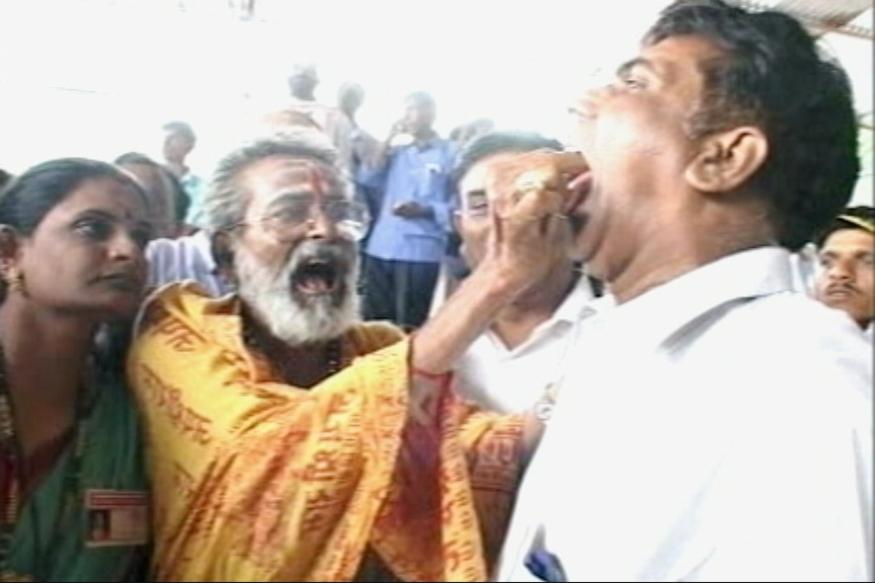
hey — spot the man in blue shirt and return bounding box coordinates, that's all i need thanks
[358,91,457,328]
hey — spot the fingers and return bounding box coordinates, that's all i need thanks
[513,185,565,222]
[493,178,565,225]
[485,150,589,214]
[482,150,586,280]
[549,150,589,176]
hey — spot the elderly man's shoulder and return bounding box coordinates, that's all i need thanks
[136,281,232,333]
[345,320,407,356]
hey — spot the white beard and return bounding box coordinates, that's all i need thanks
[234,242,360,346]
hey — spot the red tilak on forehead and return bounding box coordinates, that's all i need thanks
[299,161,328,197]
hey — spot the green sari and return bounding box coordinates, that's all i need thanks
[4,377,148,582]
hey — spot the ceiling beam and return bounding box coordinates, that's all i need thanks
[727,0,873,40]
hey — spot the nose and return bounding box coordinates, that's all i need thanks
[108,229,142,262]
[827,260,854,282]
[584,83,611,107]
[569,89,603,124]
[305,207,338,241]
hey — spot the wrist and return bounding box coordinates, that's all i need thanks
[470,259,522,303]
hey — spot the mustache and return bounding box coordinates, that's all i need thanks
[825,281,861,295]
[288,240,355,273]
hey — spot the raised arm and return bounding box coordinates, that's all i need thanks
[410,150,589,376]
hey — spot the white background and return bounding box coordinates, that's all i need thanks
[0,0,870,204]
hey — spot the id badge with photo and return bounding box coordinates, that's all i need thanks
[84,489,149,548]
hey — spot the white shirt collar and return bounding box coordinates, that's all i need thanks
[486,276,597,356]
[549,275,597,325]
[596,246,795,349]
[189,230,217,273]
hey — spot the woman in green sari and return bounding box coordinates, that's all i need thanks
[0,159,151,581]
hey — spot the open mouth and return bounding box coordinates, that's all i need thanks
[292,258,342,296]
[568,170,593,203]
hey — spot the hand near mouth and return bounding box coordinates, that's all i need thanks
[485,150,591,218]
[479,150,590,296]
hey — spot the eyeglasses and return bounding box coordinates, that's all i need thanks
[236,198,371,242]
[456,190,490,222]
[455,205,490,222]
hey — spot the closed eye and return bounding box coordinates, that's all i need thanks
[615,58,654,92]
[618,69,648,91]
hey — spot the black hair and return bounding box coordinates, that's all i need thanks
[816,205,875,246]
[645,0,860,250]
[161,121,196,142]
[114,151,160,168]
[452,130,563,189]
[115,152,180,220]
[0,169,12,192]
[0,157,146,238]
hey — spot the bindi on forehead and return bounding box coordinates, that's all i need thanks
[303,163,329,197]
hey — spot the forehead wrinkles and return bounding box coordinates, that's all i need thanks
[237,157,344,219]
[304,162,329,197]
[245,159,341,201]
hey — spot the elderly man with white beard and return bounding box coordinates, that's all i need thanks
[125,130,573,581]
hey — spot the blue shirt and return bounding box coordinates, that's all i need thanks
[359,137,457,263]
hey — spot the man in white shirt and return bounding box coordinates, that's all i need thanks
[266,63,355,173]
[480,0,872,580]
[451,131,596,416]
[161,121,207,229]
[448,131,597,567]
[815,206,875,339]
[146,229,232,297]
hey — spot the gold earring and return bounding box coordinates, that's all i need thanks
[4,270,24,293]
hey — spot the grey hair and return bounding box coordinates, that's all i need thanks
[203,130,348,233]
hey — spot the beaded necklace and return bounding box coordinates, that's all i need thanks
[241,318,344,382]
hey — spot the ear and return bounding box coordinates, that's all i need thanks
[684,126,769,194]
[210,231,236,284]
[0,225,22,268]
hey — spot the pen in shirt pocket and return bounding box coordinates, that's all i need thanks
[525,549,568,582]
